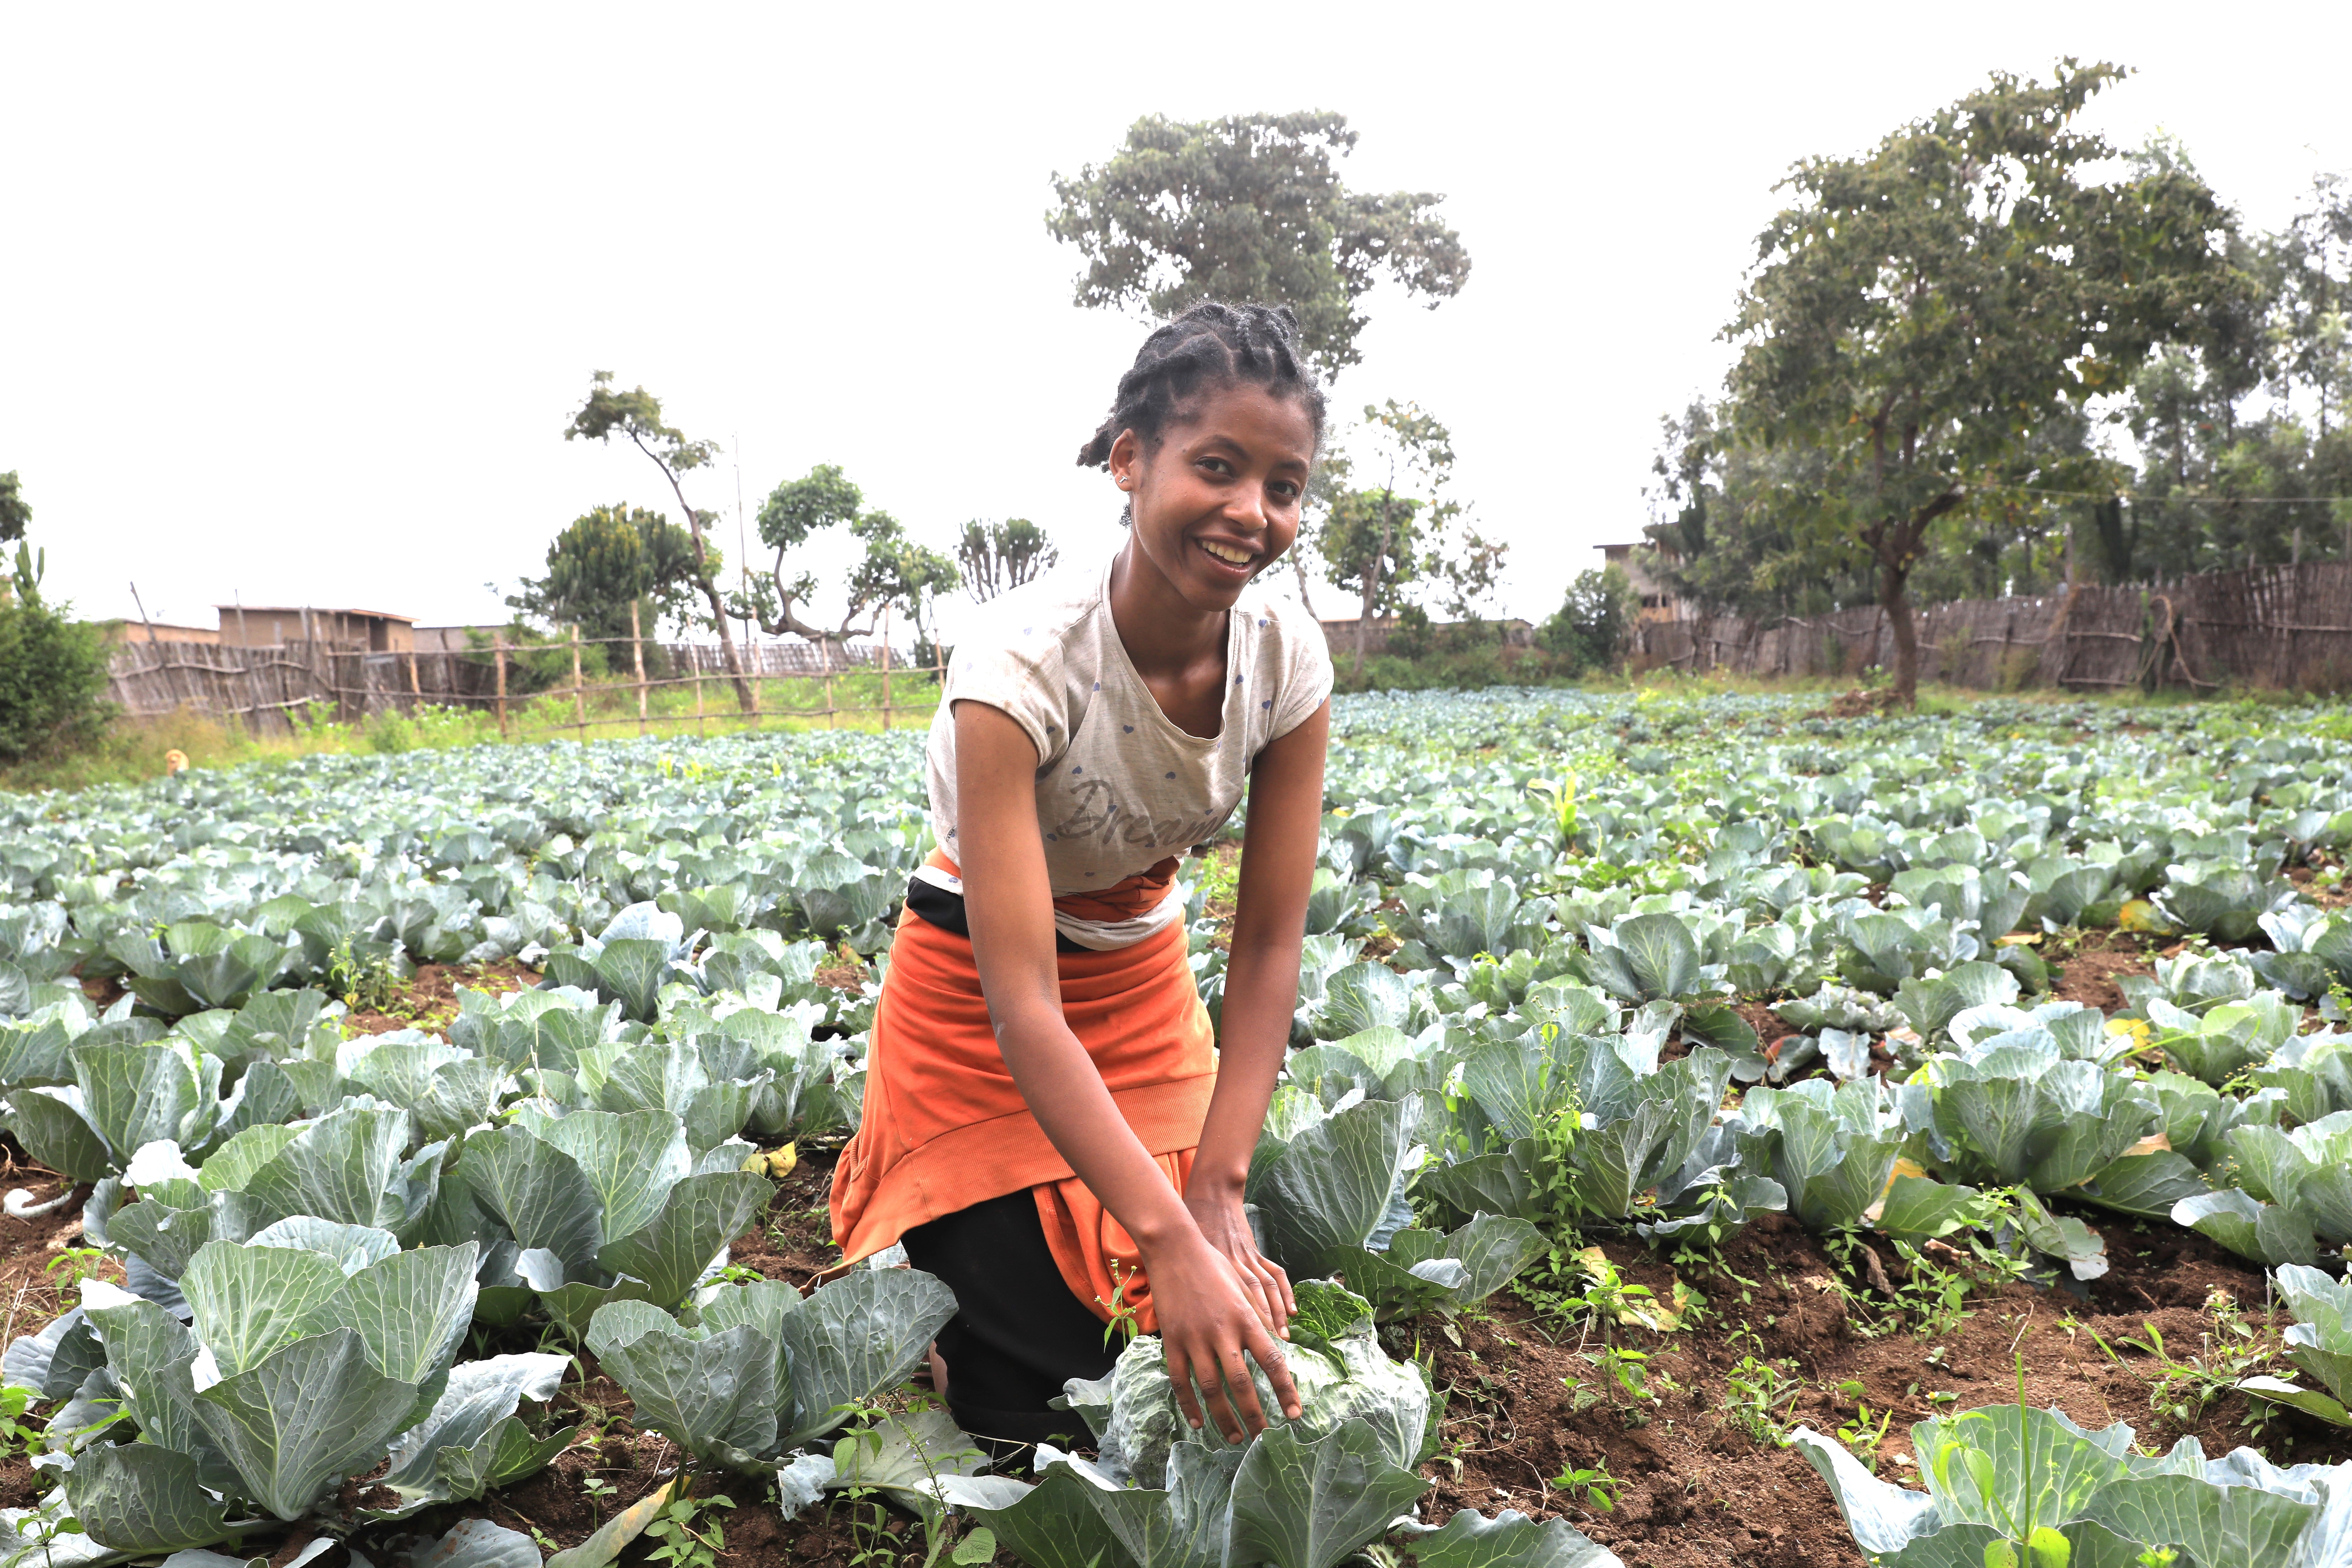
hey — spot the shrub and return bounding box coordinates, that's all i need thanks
[0,585,112,763]
[1538,564,1637,675]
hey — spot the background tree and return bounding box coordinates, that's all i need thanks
[1320,484,1423,677]
[0,474,111,764]
[1537,565,1639,676]
[564,373,752,710]
[956,518,1058,602]
[1720,62,2246,704]
[738,464,961,663]
[0,472,29,545]
[1048,111,1471,378]
[506,504,704,649]
[1316,401,1502,677]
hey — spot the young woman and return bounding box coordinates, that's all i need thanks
[831,302,1334,1453]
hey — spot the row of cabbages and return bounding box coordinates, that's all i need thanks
[1790,1265,2352,1563]
[0,898,884,1565]
[4,692,2352,1568]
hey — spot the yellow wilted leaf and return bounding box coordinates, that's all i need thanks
[1862,1157,1930,1225]
[1996,932,2042,947]
[2107,1017,2153,1048]
[2119,899,2173,934]
[746,1142,799,1180]
[2119,1130,2174,1160]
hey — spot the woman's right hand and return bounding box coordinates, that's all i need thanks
[1144,1229,1303,1443]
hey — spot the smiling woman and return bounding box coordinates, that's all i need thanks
[828,302,1337,1457]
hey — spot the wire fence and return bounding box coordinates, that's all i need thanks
[106,604,947,739]
[1627,560,2352,694]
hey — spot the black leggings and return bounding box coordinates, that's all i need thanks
[899,1189,1120,1448]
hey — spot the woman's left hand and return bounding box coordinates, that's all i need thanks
[1184,1183,1293,1338]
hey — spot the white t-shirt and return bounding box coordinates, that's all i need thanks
[923,556,1334,949]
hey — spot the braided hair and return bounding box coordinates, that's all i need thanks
[1076,302,1327,485]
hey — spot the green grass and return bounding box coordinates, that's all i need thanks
[0,667,945,793]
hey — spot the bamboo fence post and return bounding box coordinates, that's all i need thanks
[570,625,587,742]
[631,600,649,736]
[493,631,510,738]
[879,606,892,732]
[406,650,421,712]
[693,644,706,738]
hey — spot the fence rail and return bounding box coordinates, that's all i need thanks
[1627,561,2352,694]
[106,611,943,738]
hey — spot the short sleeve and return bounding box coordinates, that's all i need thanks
[1263,598,1335,743]
[942,621,1074,768]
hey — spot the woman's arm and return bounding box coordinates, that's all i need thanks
[1184,700,1330,1325]
[953,700,1301,1443]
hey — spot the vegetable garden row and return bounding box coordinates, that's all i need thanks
[4,689,2352,1567]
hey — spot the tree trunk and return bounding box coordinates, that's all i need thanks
[690,552,755,713]
[1881,558,1920,709]
[641,442,755,713]
[1353,570,1377,680]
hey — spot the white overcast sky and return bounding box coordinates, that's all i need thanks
[6,1,2348,638]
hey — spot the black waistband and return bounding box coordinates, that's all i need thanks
[905,875,1087,953]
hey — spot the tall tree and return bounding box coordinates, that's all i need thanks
[2274,173,2352,559]
[1318,400,1499,676]
[564,372,753,710]
[0,472,29,545]
[955,518,1058,602]
[738,464,961,662]
[1722,62,2246,704]
[507,504,705,645]
[1048,112,1471,378]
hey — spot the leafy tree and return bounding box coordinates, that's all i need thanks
[564,372,752,710]
[955,518,1058,602]
[0,472,28,545]
[1538,566,1638,675]
[737,464,961,662]
[507,504,705,648]
[1048,112,1471,378]
[2272,172,2352,561]
[1721,62,2247,704]
[0,476,111,764]
[1316,401,1503,678]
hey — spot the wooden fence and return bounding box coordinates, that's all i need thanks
[106,611,943,738]
[1628,561,2352,694]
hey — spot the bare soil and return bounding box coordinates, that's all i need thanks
[2049,932,2159,1015]
[341,960,541,1037]
[12,1138,2352,1568]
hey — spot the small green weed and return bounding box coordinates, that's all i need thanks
[1548,1462,1623,1512]
[644,1491,735,1568]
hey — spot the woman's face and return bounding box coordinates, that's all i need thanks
[1108,382,1315,615]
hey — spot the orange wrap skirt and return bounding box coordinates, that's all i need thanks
[828,853,1215,1332]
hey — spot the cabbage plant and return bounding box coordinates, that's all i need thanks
[2238,1265,2352,1426]
[1794,1403,2352,1567]
[2,1034,222,1184]
[32,1226,568,1554]
[958,1286,1621,1568]
[2172,1110,2352,1268]
[583,1269,956,1470]
[2157,859,2294,943]
[450,1105,774,1332]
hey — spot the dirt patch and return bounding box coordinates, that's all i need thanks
[2050,933,2157,1014]
[1415,1205,2324,1568]
[728,1149,847,1289]
[812,946,872,994]
[341,960,540,1037]
[0,1135,120,1351]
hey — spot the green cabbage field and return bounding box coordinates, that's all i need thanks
[5,688,2352,1568]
